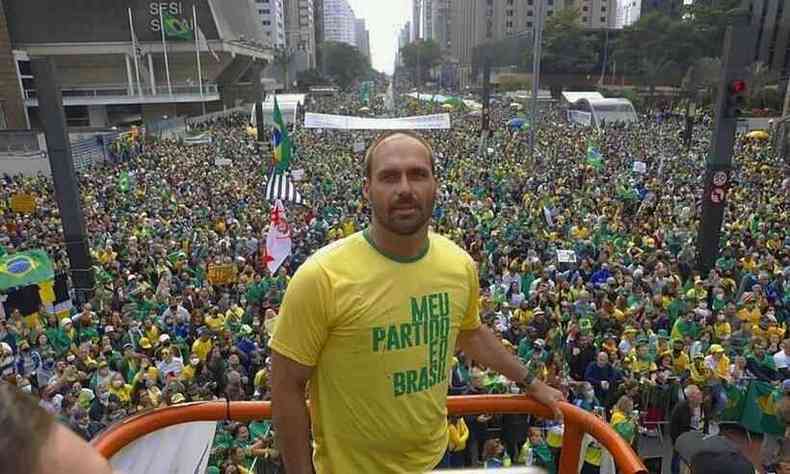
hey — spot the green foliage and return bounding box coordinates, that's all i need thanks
[540,8,598,74]
[399,39,443,82]
[319,41,372,90]
[295,68,329,90]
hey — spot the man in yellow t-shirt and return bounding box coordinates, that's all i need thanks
[270,131,563,474]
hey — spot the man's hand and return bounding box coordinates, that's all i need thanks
[528,379,565,421]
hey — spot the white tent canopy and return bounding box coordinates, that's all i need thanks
[561,91,605,103]
[568,97,637,127]
[250,94,306,126]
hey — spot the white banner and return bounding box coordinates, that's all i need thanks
[557,249,577,263]
[290,168,305,181]
[214,157,232,166]
[109,421,216,474]
[304,113,451,130]
[632,161,647,174]
[184,133,212,145]
[568,110,592,126]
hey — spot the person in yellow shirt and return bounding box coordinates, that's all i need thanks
[180,353,201,383]
[671,339,690,377]
[704,345,731,421]
[714,313,732,342]
[204,310,226,333]
[108,373,133,405]
[191,327,213,361]
[269,131,563,474]
[737,294,762,326]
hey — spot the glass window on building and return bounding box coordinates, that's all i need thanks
[0,101,7,129]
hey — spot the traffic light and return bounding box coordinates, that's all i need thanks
[725,79,747,118]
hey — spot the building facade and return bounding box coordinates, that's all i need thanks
[412,0,422,41]
[747,0,790,76]
[446,0,617,68]
[354,18,370,59]
[397,21,411,67]
[285,0,316,69]
[1,0,272,129]
[254,0,286,48]
[0,0,26,128]
[322,0,356,47]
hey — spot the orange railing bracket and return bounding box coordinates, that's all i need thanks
[92,394,647,474]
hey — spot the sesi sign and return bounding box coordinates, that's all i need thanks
[148,2,185,32]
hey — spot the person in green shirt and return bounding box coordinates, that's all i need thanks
[671,312,700,341]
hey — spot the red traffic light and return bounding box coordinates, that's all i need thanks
[729,80,747,94]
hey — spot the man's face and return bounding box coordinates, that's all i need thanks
[597,352,608,367]
[363,135,437,236]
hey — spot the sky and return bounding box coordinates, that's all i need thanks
[346,0,410,75]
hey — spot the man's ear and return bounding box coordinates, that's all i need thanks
[363,178,369,200]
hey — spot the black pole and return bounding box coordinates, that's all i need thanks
[31,57,94,305]
[683,99,693,150]
[481,55,491,134]
[695,19,753,274]
[255,62,267,146]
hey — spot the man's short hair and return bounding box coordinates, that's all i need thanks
[363,130,435,179]
[0,384,55,473]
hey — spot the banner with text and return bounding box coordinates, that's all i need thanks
[304,113,451,130]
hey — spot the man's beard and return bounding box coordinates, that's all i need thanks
[373,197,434,236]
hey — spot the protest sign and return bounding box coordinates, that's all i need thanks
[207,264,237,285]
[557,249,577,263]
[10,193,36,214]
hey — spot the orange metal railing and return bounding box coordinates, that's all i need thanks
[92,395,647,474]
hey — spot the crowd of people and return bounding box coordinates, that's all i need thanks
[0,82,789,473]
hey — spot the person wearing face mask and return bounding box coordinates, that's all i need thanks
[180,352,202,383]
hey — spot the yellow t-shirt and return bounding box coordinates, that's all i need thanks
[270,230,481,474]
[191,338,213,361]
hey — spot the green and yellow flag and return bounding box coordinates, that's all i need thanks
[0,250,54,291]
[163,12,192,41]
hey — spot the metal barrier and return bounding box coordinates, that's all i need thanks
[185,104,251,128]
[92,395,647,474]
[0,130,40,154]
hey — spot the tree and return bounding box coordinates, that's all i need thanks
[539,8,598,74]
[399,39,443,84]
[681,57,722,105]
[295,68,329,90]
[319,41,372,90]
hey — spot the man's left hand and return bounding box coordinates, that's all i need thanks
[529,380,565,421]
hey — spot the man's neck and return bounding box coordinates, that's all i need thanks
[368,221,429,261]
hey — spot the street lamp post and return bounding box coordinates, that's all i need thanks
[528,0,544,161]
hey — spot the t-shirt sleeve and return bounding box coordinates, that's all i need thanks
[269,258,332,367]
[460,256,482,331]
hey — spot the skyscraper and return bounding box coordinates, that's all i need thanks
[355,18,371,59]
[254,0,286,48]
[285,0,316,68]
[323,0,356,47]
[412,0,422,41]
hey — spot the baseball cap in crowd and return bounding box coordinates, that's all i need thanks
[675,431,754,474]
[782,379,790,393]
[139,337,152,350]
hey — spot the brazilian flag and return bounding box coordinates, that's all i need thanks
[721,385,747,422]
[0,250,54,291]
[586,143,604,171]
[739,381,785,435]
[163,12,192,41]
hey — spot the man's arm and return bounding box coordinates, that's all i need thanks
[271,350,314,474]
[457,325,565,418]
